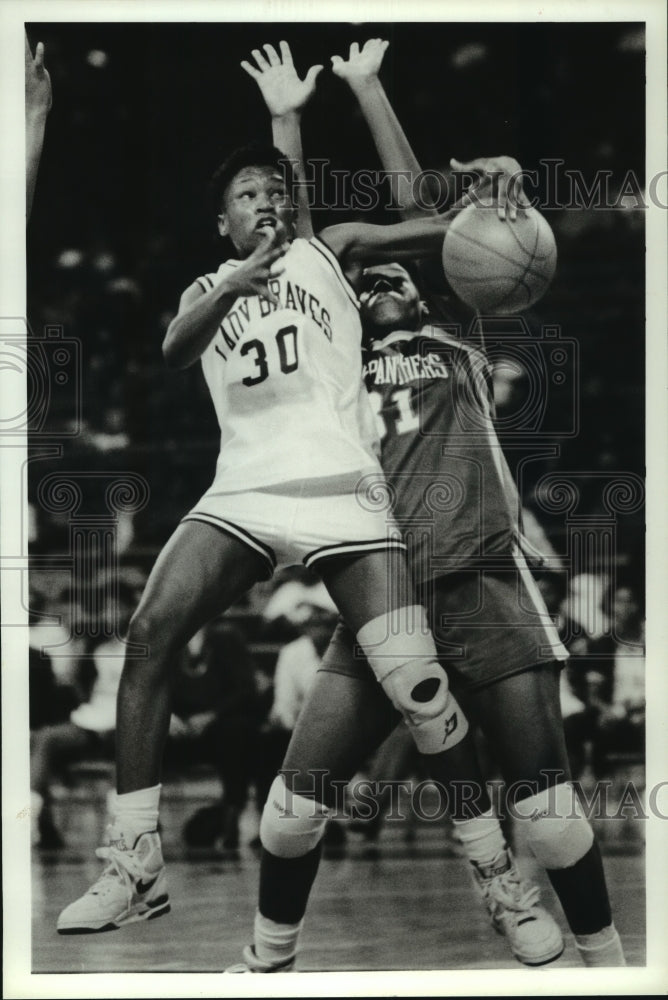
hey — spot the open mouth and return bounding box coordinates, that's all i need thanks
[365,281,404,305]
[256,218,278,231]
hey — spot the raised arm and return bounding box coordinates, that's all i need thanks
[319,214,452,288]
[25,33,52,220]
[331,39,433,221]
[241,41,322,240]
[332,39,527,222]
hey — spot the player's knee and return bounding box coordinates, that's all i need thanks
[382,657,448,723]
[259,775,330,859]
[388,665,468,754]
[356,607,468,754]
[519,782,594,869]
[126,603,177,656]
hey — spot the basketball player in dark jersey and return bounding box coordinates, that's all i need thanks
[227,40,625,972]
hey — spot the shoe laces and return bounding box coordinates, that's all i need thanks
[487,868,541,915]
[87,841,144,898]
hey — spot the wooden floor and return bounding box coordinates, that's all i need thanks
[29,780,647,977]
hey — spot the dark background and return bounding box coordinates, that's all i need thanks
[25,20,645,586]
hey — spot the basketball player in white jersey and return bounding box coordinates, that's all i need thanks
[57,54,481,935]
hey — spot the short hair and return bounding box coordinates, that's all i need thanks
[209,143,296,215]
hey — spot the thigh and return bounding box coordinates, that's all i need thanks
[131,520,267,649]
[468,664,572,795]
[318,548,415,634]
[283,669,400,808]
[423,569,567,691]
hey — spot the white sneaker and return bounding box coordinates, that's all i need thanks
[57,826,170,934]
[471,849,564,966]
[225,945,296,973]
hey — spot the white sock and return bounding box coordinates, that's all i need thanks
[111,784,161,840]
[253,910,302,965]
[452,808,507,867]
[575,923,626,967]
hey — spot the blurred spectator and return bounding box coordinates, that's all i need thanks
[29,584,83,689]
[175,619,264,851]
[29,587,79,728]
[561,571,611,642]
[587,582,645,775]
[30,587,133,848]
[557,576,645,779]
[260,568,338,643]
[254,603,338,815]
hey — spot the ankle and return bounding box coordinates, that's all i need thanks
[253,910,302,965]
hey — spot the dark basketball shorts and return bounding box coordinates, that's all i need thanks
[319,545,568,694]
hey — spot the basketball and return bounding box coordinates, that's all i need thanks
[442,203,557,314]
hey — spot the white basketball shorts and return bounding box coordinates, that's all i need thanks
[182,474,405,577]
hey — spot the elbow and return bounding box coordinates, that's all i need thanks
[162,325,188,370]
[161,336,179,369]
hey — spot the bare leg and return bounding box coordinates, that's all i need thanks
[261,667,397,923]
[319,549,491,814]
[470,666,615,939]
[115,521,266,792]
[468,664,571,792]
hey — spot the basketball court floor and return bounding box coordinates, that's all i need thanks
[29,776,646,979]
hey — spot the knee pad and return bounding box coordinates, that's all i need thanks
[260,775,329,859]
[517,782,594,869]
[356,606,468,754]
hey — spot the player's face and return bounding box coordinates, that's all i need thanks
[359,264,424,337]
[218,166,296,256]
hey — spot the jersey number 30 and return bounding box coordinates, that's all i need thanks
[240,325,299,387]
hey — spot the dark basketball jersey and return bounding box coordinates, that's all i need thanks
[362,316,524,585]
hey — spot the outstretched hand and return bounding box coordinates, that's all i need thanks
[241,41,322,118]
[331,38,389,88]
[25,32,52,118]
[227,226,288,306]
[450,156,530,221]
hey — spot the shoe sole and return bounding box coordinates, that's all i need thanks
[513,942,565,966]
[225,958,295,973]
[492,920,565,966]
[57,896,170,934]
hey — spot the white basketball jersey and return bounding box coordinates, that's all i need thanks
[196,236,380,493]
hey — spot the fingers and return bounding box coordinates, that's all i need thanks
[304,64,323,88]
[263,43,281,66]
[451,157,527,221]
[362,37,389,53]
[349,41,360,58]
[251,47,271,71]
[450,156,485,174]
[35,41,45,69]
[331,54,343,72]
[268,260,286,280]
[254,225,280,252]
[279,40,293,65]
[240,60,261,80]
[255,225,288,259]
